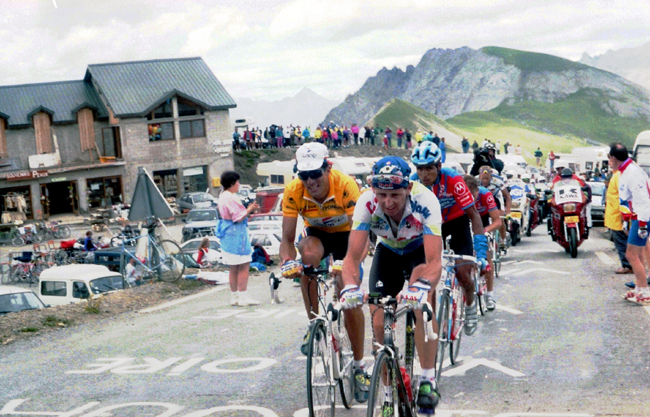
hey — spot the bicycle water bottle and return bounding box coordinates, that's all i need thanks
[400,367,413,402]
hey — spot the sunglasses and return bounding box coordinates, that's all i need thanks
[372,174,409,189]
[298,169,324,181]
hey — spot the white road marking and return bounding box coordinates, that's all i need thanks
[442,358,525,377]
[510,249,563,254]
[514,260,543,265]
[139,287,227,313]
[495,305,524,315]
[518,268,570,275]
[644,306,650,317]
[595,251,616,265]
[500,269,521,276]
[494,414,593,417]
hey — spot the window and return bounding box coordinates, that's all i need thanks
[77,108,95,152]
[72,282,90,299]
[178,100,203,117]
[149,102,172,119]
[100,127,122,158]
[148,122,174,141]
[89,276,124,294]
[0,118,7,158]
[41,281,67,297]
[271,175,284,184]
[180,120,205,138]
[33,112,53,154]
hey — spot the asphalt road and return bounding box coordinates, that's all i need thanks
[1,225,649,417]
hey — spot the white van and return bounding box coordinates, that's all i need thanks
[38,264,127,307]
[633,130,650,175]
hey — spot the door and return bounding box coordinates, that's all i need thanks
[40,184,50,219]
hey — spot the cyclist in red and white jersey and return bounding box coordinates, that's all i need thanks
[410,142,487,335]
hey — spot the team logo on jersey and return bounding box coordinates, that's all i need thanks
[376,281,384,288]
[454,182,467,195]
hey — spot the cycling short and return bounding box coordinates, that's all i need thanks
[481,214,490,228]
[628,220,648,247]
[304,228,350,261]
[368,243,425,297]
[441,215,473,256]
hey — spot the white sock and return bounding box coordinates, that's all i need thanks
[421,367,436,382]
[231,291,238,298]
[487,291,494,297]
[238,291,248,298]
[353,360,365,370]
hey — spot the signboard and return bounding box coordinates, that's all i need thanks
[509,185,525,200]
[50,177,68,183]
[6,170,48,181]
[555,184,582,204]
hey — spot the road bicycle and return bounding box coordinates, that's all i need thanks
[303,265,354,417]
[120,217,185,282]
[436,252,479,380]
[34,220,72,240]
[11,225,42,247]
[366,294,436,417]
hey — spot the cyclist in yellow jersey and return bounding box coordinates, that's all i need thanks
[280,143,370,402]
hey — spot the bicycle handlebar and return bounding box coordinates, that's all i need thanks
[366,295,437,342]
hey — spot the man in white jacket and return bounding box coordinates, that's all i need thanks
[609,143,650,304]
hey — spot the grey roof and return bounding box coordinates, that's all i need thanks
[0,80,107,127]
[85,57,236,117]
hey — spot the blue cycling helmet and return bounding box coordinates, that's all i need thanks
[372,156,411,189]
[411,141,442,166]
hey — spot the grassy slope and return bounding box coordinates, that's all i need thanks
[481,46,589,73]
[368,98,455,133]
[446,111,585,162]
[491,89,649,148]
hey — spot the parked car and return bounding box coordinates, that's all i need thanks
[249,213,283,222]
[178,192,216,212]
[587,181,606,223]
[248,221,281,232]
[182,208,220,242]
[181,236,223,265]
[249,230,282,256]
[38,264,127,306]
[0,286,47,315]
[236,188,254,207]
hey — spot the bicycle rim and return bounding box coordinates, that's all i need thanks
[404,311,420,415]
[336,315,354,409]
[450,287,466,365]
[436,290,450,380]
[367,351,398,417]
[307,321,334,417]
[12,236,24,247]
[476,269,487,316]
[156,240,185,282]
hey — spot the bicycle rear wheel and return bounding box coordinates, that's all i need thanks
[336,314,354,409]
[155,239,185,282]
[367,351,398,417]
[54,226,71,239]
[449,284,466,365]
[12,236,25,247]
[436,289,450,379]
[307,320,334,417]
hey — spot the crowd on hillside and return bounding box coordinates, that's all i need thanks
[232,122,452,153]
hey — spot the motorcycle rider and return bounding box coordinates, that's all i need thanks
[410,142,488,335]
[470,143,505,175]
[464,175,502,310]
[609,143,650,304]
[339,156,443,413]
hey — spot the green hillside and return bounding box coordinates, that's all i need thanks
[368,98,454,133]
[489,88,650,148]
[446,111,585,160]
[481,46,589,73]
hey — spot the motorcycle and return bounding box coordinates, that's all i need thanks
[548,178,588,258]
[526,189,542,237]
[536,182,551,218]
[507,182,529,246]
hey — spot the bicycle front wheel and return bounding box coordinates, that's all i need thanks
[12,236,25,247]
[54,226,71,239]
[449,285,466,365]
[307,321,334,417]
[367,352,403,417]
[155,239,185,282]
[436,289,450,379]
[336,314,354,409]
[476,268,487,316]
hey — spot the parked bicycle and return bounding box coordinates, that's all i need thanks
[366,294,436,417]
[11,225,42,247]
[120,217,185,282]
[34,220,72,240]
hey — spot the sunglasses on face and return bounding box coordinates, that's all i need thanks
[298,169,324,181]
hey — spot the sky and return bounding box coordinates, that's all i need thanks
[2,0,650,102]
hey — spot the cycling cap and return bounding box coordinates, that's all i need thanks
[295,143,328,171]
[411,142,441,166]
[372,156,411,190]
[561,168,573,178]
[478,166,494,175]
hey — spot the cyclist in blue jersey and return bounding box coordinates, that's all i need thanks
[339,156,443,413]
[410,142,488,335]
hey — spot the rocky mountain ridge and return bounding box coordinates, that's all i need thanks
[324,46,650,131]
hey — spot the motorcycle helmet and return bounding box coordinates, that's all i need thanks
[411,142,441,166]
[561,168,573,178]
[484,142,496,151]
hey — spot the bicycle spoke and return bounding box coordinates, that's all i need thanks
[307,322,334,417]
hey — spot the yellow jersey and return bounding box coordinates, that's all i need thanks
[282,169,360,233]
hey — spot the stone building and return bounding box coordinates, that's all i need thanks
[0,57,235,220]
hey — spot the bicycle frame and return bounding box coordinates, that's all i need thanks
[121,233,167,277]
